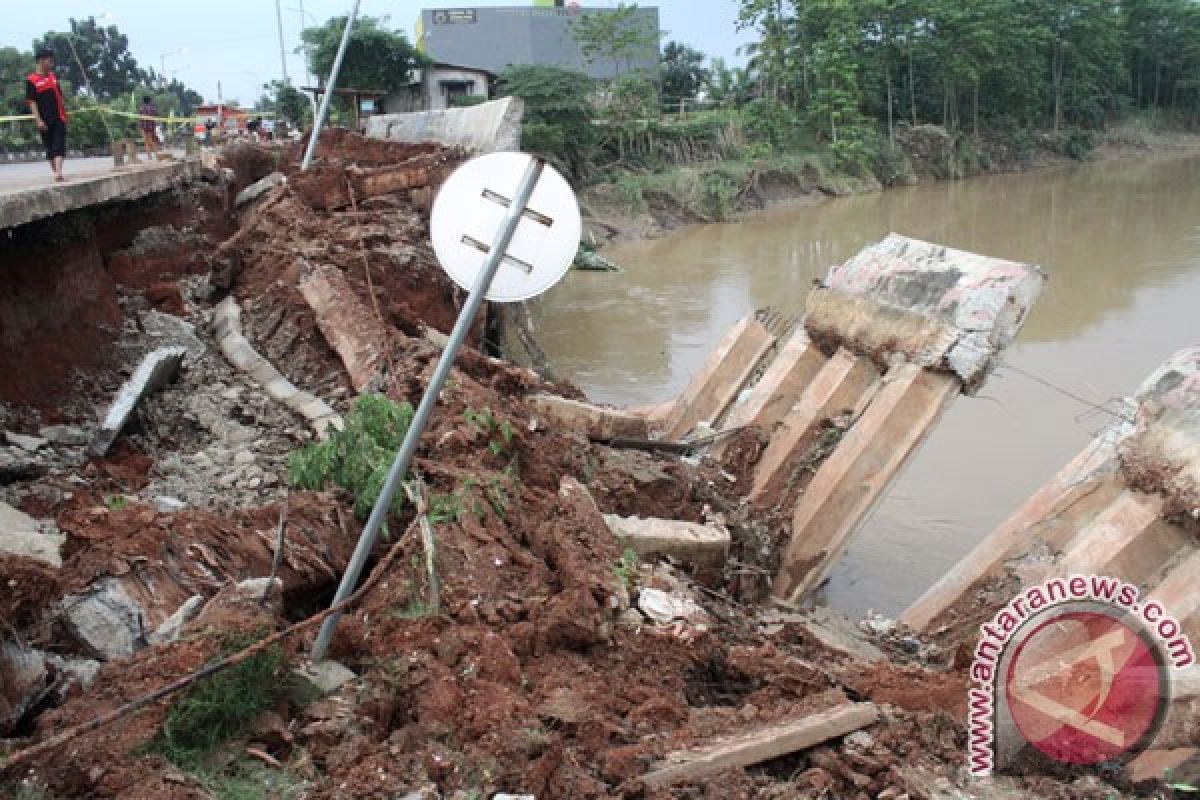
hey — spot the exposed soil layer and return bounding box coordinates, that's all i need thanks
[0,132,1164,800]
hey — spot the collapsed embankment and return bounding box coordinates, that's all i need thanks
[0,132,1176,800]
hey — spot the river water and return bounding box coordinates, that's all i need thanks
[532,153,1200,619]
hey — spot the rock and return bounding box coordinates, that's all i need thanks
[62,578,145,660]
[493,795,536,800]
[844,730,875,752]
[233,450,256,465]
[153,496,187,513]
[38,424,90,447]
[139,311,205,357]
[4,431,46,453]
[0,501,65,567]
[149,595,205,645]
[637,588,707,625]
[294,660,358,696]
[604,515,731,570]
[617,608,645,631]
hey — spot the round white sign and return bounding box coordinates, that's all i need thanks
[430,152,581,304]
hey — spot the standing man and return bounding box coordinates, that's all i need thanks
[138,95,159,160]
[26,48,68,182]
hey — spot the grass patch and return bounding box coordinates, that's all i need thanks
[192,760,306,800]
[151,638,291,769]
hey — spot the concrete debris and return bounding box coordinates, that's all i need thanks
[37,424,89,447]
[152,496,187,513]
[235,171,286,208]
[0,501,65,567]
[214,296,342,438]
[297,261,388,392]
[637,588,708,625]
[3,432,47,453]
[138,310,206,357]
[806,233,1044,389]
[90,346,187,457]
[526,394,649,441]
[294,660,358,696]
[604,514,730,569]
[642,702,880,788]
[366,96,524,154]
[62,578,145,660]
[148,595,205,645]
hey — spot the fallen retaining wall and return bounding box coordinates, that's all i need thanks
[365,96,523,153]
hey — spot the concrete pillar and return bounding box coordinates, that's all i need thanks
[773,364,960,605]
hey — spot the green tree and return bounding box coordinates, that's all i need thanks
[34,17,150,100]
[498,65,596,180]
[301,15,424,98]
[660,41,710,107]
[707,57,757,109]
[263,80,312,129]
[572,3,661,79]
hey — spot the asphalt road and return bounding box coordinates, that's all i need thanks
[0,152,186,196]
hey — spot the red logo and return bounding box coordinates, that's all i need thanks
[1003,609,1167,765]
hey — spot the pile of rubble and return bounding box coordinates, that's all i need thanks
[0,133,1184,800]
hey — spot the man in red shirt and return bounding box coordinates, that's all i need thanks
[26,49,69,182]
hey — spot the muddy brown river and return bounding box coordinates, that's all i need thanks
[532,153,1200,619]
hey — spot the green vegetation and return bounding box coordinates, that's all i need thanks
[287,394,416,520]
[300,15,424,118]
[499,65,599,179]
[571,2,660,76]
[152,641,290,768]
[614,547,640,593]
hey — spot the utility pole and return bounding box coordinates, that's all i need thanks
[275,0,291,84]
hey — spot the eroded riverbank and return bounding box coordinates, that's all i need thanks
[535,149,1200,618]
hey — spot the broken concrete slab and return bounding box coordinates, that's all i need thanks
[298,261,388,393]
[642,702,879,788]
[214,296,342,438]
[366,96,524,154]
[774,364,960,605]
[604,514,730,569]
[90,346,187,457]
[0,501,65,568]
[4,431,47,452]
[806,233,1045,389]
[38,424,89,447]
[234,171,286,208]
[148,595,205,645]
[527,394,649,441]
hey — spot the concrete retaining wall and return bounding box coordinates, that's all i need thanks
[365,96,523,153]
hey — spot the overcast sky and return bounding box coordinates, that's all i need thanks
[6,1,752,105]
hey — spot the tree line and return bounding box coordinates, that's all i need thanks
[2,16,203,153]
[736,0,1200,158]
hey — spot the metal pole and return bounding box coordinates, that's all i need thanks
[275,0,291,85]
[312,157,546,661]
[301,0,361,171]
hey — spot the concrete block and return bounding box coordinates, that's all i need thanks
[807,233,1044,389]
[235,171,286,208]
[774,365,960,605]
[148,595,205,645]
[91,346,187,457]
[4,432,46,452]
[366,96,524,153]
[643,702,879,788]
[604,514,730,569]
[63,578,145,660]
[0,501,64,567]
[527,394,649,441]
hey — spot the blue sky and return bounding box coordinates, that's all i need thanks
[5,1,752,105]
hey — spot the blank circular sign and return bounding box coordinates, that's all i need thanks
[430,152,581,303]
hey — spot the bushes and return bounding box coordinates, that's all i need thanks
[498,65,597,180]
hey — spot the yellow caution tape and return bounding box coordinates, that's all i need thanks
[0,107,277,125]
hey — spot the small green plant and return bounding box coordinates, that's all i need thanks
[104,494,128,512]
[287,394,415,519]
[152,639,290,768]
[428,492,466,525]
[464,407,515,457]
[613,547,640,592]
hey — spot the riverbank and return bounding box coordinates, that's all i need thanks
[581,122,1200,244]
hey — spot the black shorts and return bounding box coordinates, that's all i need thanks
[40,120,66,160]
